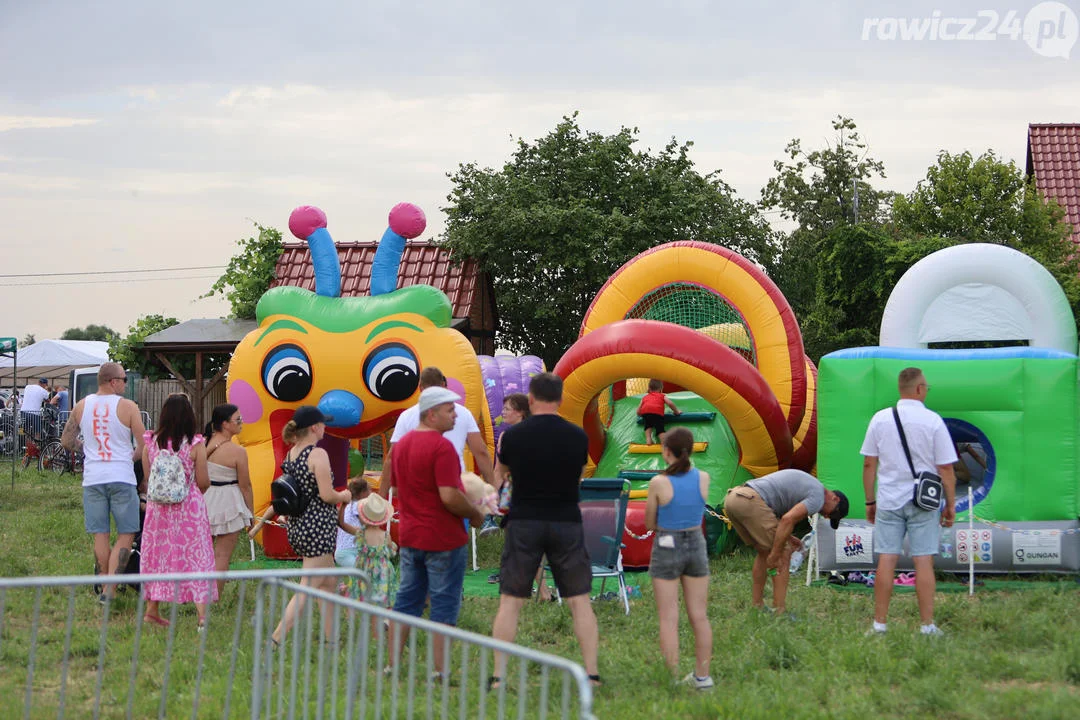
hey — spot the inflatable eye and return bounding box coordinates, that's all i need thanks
[261,344,313,402]
[363,343,419,402]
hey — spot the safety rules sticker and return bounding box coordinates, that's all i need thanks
[1012,531,1062,565]
[956,529,993,564]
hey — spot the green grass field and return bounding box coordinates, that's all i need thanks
[2,463,1080,719]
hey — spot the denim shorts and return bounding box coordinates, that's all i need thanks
[83,483,141,534]
[649,528,709,580]
[393,545,467,625]
[875,502,941,556]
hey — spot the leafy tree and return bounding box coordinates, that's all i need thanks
[761,116,891,237]
[203,222,285,319]
[441,113,777,367]
[61,324,118,342]
[763,116,891,324]
[19,333,35,348]
[109,315,179,381]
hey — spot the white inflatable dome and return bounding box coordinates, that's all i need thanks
[879,243,1077,354]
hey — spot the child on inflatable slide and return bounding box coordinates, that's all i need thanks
[638,379,682,445]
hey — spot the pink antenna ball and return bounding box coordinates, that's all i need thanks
[388,203,426,239]
[289,205,328,240]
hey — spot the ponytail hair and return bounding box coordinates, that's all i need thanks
[662,427,694,476]
[206,403,240,438]
[282,420,302,446]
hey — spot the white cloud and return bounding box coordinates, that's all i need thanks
[0,116,98,132]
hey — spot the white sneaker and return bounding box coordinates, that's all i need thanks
[679,673,714,691]
[920,625,945,637]
[865,625,886,636]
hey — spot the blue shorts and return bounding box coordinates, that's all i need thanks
[83,483,141,535]
[875,502,940,556]
[393,545,467,626]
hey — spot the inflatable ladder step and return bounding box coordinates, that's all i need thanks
[628,442,708,454]
[636,412,716,425]
[618,469,662,481]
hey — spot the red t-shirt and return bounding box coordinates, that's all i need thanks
[638,391,665,416]
[392,429,467,551]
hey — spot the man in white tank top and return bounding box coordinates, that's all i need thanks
[62,362,147,603]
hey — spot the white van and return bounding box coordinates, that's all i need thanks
[70,367,139,404]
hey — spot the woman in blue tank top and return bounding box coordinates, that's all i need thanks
[645,427,713,690]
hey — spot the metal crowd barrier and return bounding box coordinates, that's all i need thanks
[0,568,595,720]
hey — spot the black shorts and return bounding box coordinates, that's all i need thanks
[500,519,592,599]
[641,413,666,434]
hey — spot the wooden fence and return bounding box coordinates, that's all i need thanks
[135,378,227,430]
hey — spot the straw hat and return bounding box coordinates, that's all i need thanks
[359,493,390,526]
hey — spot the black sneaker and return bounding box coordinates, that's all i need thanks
[487,573,500,584]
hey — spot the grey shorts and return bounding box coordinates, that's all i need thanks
[875,502,940,556]
[83,483,141,535]
[648,528,709,580]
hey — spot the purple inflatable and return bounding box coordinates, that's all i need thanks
[478,354,544,445]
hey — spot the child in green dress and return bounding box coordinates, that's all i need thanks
[355,493,398,609]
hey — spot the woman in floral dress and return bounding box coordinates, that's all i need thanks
[140,394,216,629]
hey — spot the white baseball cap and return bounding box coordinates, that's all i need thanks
[417,386,461,414]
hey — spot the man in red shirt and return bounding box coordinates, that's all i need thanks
[390,386,485,677]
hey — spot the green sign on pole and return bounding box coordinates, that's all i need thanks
[0,337,15,353]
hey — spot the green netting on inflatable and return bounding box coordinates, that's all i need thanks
[624,283,755,365]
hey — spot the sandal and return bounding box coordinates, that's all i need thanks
[588,674,602,687]
[487,675,502,692]
[143,614,170,628]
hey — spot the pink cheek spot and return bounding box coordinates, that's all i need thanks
[229,380,264,424]
[446,377,466,404]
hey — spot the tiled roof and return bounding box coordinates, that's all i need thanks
[1027,124,1080,243]
[271,241,481,318]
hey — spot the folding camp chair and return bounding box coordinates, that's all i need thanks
[577,478,632,615]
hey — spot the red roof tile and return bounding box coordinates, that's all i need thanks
[271,241,480,318]
[1026,124,1080,243]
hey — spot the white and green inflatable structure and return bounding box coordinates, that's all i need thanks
[817,244,1080,572]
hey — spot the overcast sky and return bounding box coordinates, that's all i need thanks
[1,0,1077,349]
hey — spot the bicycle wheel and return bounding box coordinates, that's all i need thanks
[39,441,68,475]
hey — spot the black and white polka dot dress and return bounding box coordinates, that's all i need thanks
[283,445,337,558]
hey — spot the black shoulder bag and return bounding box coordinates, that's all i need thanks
[891,407,944,512]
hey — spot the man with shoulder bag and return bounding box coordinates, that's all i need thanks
[861,367,957,637]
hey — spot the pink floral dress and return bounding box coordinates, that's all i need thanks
[141,432,218,604]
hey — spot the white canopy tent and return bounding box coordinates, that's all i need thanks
[0,339,109,385]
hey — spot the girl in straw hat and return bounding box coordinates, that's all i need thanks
[355,493,398,609]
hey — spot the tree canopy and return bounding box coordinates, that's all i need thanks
[441,113,777,367]
[61,324,118,342]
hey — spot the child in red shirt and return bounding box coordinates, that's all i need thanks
[638,379,682,445]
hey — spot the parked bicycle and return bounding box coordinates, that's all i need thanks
[39,438,83,475]
[19,405,62,470]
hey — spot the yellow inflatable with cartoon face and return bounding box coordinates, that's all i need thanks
[226,204,492,549]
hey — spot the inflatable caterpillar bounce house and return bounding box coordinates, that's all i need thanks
[228,204,495,557]
[816,244,1080,572]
